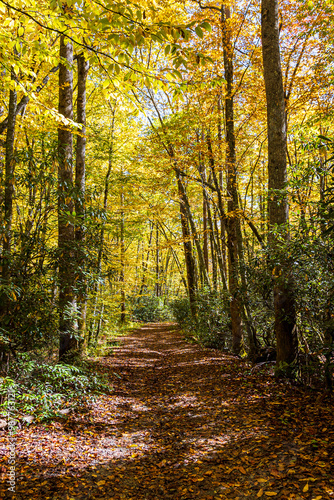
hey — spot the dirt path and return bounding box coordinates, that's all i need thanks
[1,323,333,499]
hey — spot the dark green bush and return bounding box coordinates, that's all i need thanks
[130,295,172,322]
[0,353,110,423]
[170,290,231,349]
[169,297,191,327]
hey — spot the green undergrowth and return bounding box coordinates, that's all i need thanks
[0,354,112,425]
[0,322,142,425]
[170,293,232,350]
[130,296,173,323]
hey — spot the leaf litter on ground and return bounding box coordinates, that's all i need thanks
[0,323,333,499]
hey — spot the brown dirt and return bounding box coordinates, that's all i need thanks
[1,323,333,499]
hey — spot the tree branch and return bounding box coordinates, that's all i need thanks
[0,65,60,135]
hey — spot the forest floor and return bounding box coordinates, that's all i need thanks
[1,323,333,500]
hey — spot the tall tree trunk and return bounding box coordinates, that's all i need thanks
[217,92,228,279]
[221,4,243,354]
[176,173,197,316]
[75,53,89,346]
[199,166,227,291]
[58,36,76,361]
[176,171,210,289]
[140,222,154,295]
[209,224,218,289]
[203,186,209,273]
[92,103,116,339]
[198,134,209,273]
[1,71,17,314]
[120,187,126,323]
[98,110,115,275]
[261,0,298,369]
[155,223,160,297]
[208,195,227,291]
[162,248,170,296]
[202,142,228,290]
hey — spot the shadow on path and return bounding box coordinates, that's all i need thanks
[1,323,333,499]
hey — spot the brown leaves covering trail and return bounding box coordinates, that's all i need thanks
[1,323,333,499]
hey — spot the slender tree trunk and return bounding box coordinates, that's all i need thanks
[0,71,17,326]
[162,248,171,296]
[209,227,218,289]
[203,186,209,273]
[217,92,228,278]
[88,284,99,347]
[199,167,227,290]
[120,186,126,323]
[98,106,115,274]
[75,53,89,346]
[146,105,198,314]
[261,0,298,369]
[207,196,227,290]
[236,221,259,358]
[2,75,16,265]
[155,223,160,297]
[218,6,244,353]
[198,135,209,273]
[177,171,210,289]
[176,173,197,316]
[140,222,154,295]
[95,302,105,343]
[200,142,227,290]
[158,222,188,292]
[91,104,116,340]
[58,36,76,360]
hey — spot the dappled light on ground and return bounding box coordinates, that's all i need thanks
[1,323,333,499]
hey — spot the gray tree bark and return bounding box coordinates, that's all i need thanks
[222,4,243,354]
[58,36,76,360]
[0,70,17,322]
[2,73,17,286]
[261,0,298,369]
[75,53,89,344]
[176,172,198,317]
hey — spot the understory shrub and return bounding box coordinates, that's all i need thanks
[169,297,191,327]
[0,353,111,423]
[170,290,231,349]
[130,295,172,322]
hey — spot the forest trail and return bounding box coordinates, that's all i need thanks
[2,324,333,499]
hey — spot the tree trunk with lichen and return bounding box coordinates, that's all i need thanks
[75,53,89,347]
[222,4,243,355]
[58,36,76,361]
[261,0,298,371]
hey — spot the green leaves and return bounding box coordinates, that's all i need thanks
[195,26,204,39]
[201,21,212,32]
[194,21,212,38]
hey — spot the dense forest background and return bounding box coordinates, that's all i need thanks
[1,0,334,420]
